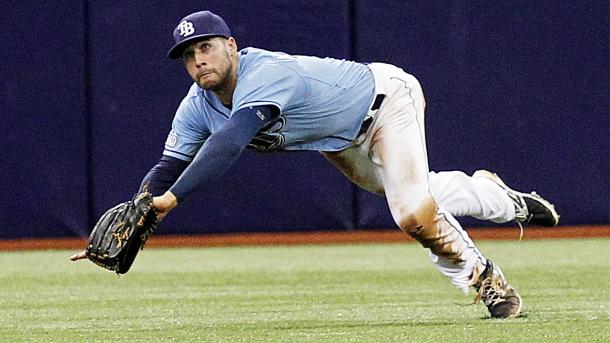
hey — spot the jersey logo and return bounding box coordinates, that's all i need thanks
[248,115,286,152]
[177,21,195,37]
[255,110,265,121]
[165,131,178,148]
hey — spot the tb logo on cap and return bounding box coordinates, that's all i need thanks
[178,20,195,37]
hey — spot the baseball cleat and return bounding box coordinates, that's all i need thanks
[473,260,522,319]
[473,170,560,227]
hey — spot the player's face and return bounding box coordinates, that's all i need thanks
[182,37,236,91]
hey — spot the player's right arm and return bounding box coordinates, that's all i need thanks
[139,155,190,195]
[152,104,279,221]
[139,93,209,196]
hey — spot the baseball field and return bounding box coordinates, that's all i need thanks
[1,237,608,342]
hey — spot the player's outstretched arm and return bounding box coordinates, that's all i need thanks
[139,156,190,196]
[167,105,278,201]
[70,105,276,262]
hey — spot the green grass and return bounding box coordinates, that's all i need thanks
[0,238,608,342]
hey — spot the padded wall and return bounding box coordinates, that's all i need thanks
[2,1,608,238]
[354,1,610,227]
[0,2,89,238]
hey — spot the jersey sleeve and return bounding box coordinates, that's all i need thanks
[162,95,210,162]
[168,105,276,201]
[232,62,306,114]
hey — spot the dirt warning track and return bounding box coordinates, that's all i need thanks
[0,225,608,251]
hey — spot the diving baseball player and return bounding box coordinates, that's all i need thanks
[73,10,559,318]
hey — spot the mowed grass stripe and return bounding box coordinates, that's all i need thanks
[0,239,608,342]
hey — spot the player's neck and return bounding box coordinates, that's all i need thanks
[214,59,239,107]
[214,87,233,108]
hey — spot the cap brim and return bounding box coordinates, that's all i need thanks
[167,34,227,59]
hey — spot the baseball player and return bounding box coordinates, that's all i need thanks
[73,10,559,318]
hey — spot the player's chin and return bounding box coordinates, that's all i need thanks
[197,75,220,90]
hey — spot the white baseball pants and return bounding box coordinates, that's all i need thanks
[322,63,514,292]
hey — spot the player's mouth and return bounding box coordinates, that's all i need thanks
[197,70,214,79]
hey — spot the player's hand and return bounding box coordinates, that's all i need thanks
[153,191,179,221]
[70,250,87,261]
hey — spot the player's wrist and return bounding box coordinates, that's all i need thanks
[152,191,179,221]
[164,191,179,209]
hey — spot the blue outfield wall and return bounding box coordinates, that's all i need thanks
[353,1,610,228]
[0,1,608,238]
[0,2,90,238]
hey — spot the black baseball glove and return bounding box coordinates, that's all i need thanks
[86,191,158,274]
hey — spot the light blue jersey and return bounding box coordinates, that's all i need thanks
[163,47,375,161]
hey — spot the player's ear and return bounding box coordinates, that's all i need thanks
[227,37,238,55]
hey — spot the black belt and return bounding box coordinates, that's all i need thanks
[358,94,385,136]
[371,93,385,111]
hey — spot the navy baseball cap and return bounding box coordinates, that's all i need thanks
[167,10,231,59]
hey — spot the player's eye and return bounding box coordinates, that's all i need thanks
[182,50,195,60]
[199,42,211,50]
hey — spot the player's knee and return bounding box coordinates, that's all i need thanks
[388,195,437,233]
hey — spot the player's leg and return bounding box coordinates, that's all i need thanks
[372,69,520,317]
[321,157,559,226]
[367,69,484,288]
[323,149,522,317]
[428,170,559,226]
[324,98,487,291]
[428,171,515,223]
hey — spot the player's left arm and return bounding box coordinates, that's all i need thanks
[153,105,279,220]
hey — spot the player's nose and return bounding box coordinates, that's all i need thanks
[194,51,206,66]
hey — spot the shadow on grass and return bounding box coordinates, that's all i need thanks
[269,320,469,331]
[478,311,529,320]
[269,312,530,331]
